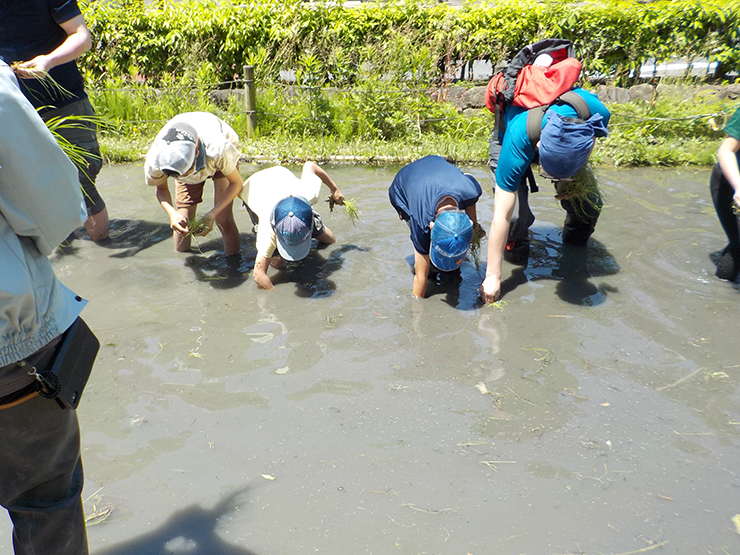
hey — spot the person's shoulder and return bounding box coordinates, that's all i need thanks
[49,0,83,24]
[725,107,740,139]
[573,87,606,108]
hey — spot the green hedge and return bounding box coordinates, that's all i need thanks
[81,0,740,87]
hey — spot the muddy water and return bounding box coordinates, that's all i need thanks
[1,163,738,555]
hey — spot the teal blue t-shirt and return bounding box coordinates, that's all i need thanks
[724,108,740,140]
[495,88,611,193]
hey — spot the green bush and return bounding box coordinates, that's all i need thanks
[81,0,740,86]
[82,0,739,165]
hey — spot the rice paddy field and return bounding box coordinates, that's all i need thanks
[0,162,738,555]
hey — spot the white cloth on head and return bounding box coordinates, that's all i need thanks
[245,166,322,258]
[145,112,241,187]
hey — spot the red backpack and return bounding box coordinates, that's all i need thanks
[485,39,583,119]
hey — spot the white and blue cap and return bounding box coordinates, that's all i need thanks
[155,122,206,177]
[430,210,473,271]
[271,196,314,261]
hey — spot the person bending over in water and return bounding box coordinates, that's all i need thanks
[389,155,483,298]
[481,83,610,304]
[243,161,344,290]
[144,112,243,257]
[709,106,740,283]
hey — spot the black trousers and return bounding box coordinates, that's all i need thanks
[489,168,602,246]
[709,163,740,252]
[0,344,88,555]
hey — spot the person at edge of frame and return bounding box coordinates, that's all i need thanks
[389,155,483,299]
[0,0,109,242]
[710,106,740,283]
[0,60,90,555]
[242,161,345,290]
[144,112,244,259]
[480,59,610,304]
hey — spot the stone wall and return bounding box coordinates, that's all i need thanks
[440,82,740,113]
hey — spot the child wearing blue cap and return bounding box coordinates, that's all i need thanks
[389,155,483,298]
[481,86,610,304]
[243,161,344,290]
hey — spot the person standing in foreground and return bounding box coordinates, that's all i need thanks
[145,112,244,257]
[0,61,90,555]
[244,161,345,290]
[710,107,740,283]
[0,0,109,242]
[389,155,483,298]
[480,85,610,304]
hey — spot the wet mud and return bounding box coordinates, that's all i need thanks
[1,162,738,554]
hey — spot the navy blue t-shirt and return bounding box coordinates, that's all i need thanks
[0,0,87,111]
[389,155,482,255]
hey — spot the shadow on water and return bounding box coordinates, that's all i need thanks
[498,226,621,306]
[184,234,257,290]
[271,243,367,298]
[403,255,483,311]
[95,488,256,555]
[56,219,171,258]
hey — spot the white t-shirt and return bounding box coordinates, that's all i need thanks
[245,165,323,258]
[145,112,241,187]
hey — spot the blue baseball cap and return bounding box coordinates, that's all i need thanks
[430,210,473,271]
[539,112,608,179]
[271,196,314,261]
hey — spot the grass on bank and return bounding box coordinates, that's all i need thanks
[92,81,737,168]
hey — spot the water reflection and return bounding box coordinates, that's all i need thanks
[497,225,621,306]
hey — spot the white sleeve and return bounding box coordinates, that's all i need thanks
[299,168,323,205]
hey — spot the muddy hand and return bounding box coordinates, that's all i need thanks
[170,214,189,235]
[480,275,501,304]
[195,216,214,236]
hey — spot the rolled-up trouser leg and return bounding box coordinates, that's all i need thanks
[560,189,603,246]
[508,180,535,242]
[0,396,88,555]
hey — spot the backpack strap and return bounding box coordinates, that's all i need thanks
[526,105,547,149]
[558,90,591,120]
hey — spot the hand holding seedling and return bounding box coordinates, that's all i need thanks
[169,213,189,235]
[191,214,215,237]
[480,275,501,304]
[327,190,345,210]
[195,212,215,237]
[17,56,53,76]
